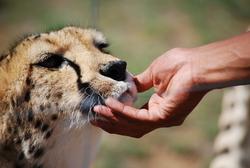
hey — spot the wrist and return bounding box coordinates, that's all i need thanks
[191,32,250,90]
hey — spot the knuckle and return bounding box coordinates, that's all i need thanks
[168,47,190,61]
[120,104,126,113]
[169,47,185,54]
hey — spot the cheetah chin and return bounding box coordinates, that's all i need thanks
[0,26,137,168]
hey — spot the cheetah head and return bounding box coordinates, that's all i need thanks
[0,26,138,167]
[1,27,137,129]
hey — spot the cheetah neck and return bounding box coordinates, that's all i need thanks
[40,121,102,168]
[0,110,102,168]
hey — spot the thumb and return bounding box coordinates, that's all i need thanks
[134,67,153,92]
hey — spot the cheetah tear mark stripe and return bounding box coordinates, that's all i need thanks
[65,59,105,115]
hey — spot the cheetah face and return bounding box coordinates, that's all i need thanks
[15,27,137,126]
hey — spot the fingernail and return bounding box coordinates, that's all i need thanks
[93,105,102,112]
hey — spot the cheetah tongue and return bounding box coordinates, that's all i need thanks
[118,87,137,106]
[79,92,104,115]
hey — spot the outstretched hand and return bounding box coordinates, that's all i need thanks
[91,48,208,138]
[91,32,250,138]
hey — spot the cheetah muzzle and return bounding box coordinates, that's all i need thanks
[0,27,137,168]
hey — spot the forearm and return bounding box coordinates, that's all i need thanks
[192,32,250,89]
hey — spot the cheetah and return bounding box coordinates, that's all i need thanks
[0,27,137,168]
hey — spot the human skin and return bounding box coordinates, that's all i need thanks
[92,32,250,138]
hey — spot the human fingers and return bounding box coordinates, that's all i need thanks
[105,97,151,121]
[93,105,119,123]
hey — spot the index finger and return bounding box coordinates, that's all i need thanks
[105,97,151,121]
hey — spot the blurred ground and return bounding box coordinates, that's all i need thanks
[0,0,249,168]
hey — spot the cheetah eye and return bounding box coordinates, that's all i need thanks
[95,42,110,54]
[35,54,65,69]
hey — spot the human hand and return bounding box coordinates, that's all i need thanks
[92,32,250,138]
[91,48,208,138]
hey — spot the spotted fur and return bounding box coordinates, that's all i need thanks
[0,27,137,168]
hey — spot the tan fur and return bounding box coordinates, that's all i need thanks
[0,27,136,168]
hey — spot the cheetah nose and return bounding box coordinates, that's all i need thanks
[100,60,127,81]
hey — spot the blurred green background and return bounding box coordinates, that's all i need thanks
[0,0,249,167]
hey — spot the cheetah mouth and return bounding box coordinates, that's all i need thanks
[79,88,105,116]
[79,72,137,116]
